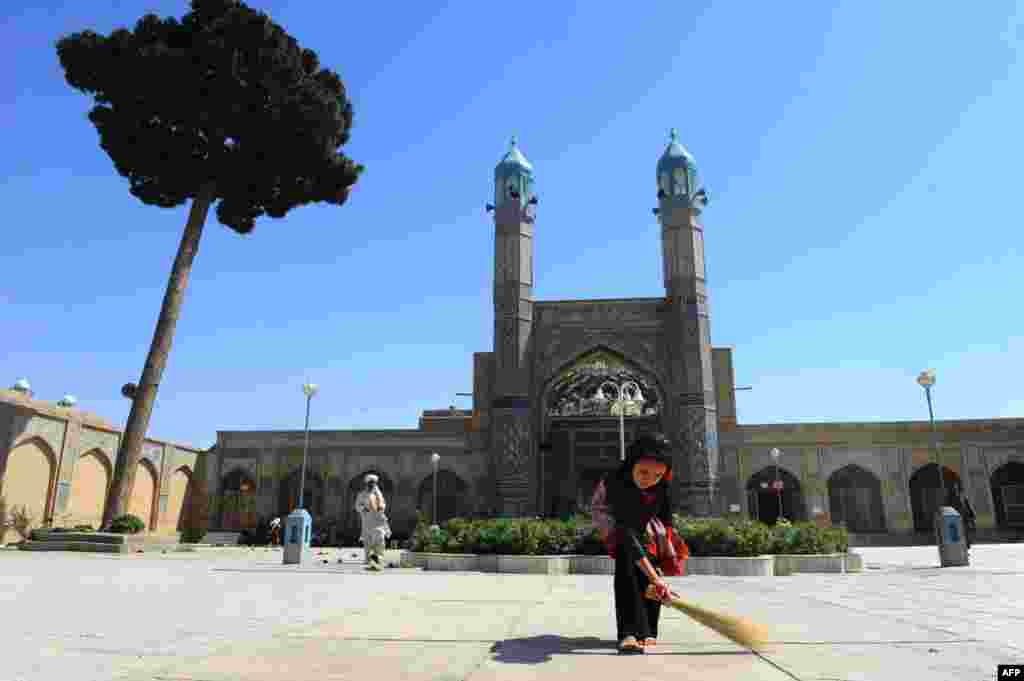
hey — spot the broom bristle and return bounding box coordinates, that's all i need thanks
[645,585,769,651]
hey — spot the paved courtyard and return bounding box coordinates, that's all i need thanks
[2,544,1022,681]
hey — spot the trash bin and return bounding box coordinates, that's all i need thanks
[935,506,969,567]
[282,509,312,565]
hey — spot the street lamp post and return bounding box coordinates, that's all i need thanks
[430,452,441,532]
[599,380,645,461]
[770,448,783,520]
[298,383,318,511]
[916,369,949,543]
[283,383,317,566]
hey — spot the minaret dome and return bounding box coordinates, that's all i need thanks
[494,136,535,209]
[656,129,707,211]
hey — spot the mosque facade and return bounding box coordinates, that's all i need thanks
[205,135,1024,544]
[3,136,1022,546]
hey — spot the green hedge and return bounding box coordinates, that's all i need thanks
[676,516,848,556]
[408,515,849,557]
[109,514,146,534]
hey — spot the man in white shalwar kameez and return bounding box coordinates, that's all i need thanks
[355,474,391,570]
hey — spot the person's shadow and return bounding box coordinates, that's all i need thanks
[489,635,753,663]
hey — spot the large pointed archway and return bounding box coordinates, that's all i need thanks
[538,347,665,518]
[908,464,960,532]
[746,466,805,524]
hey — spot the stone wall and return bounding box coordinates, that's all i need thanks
[0,393,203,543]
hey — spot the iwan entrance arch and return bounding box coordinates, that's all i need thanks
[537,348,666,517]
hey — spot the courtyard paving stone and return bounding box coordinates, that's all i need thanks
[1,545,1022,680]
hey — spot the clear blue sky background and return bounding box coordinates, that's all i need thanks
[1,1,1021,449]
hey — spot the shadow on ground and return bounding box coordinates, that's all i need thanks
[489,636,753,663]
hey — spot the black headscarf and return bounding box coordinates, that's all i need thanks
[611,432,674,486]
[606,432,674,549]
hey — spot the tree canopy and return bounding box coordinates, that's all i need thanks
[56,0,363,233]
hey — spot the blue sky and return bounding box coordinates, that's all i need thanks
[1,1,1022,449]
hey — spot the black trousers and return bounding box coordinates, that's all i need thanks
[613,547,661,641]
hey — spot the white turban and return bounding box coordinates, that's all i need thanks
[364,473,379,484]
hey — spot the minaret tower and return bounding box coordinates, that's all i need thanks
[488,137,538,516]
[655,129,719,516]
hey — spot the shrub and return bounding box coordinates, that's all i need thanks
[674,516,850,557]
[73,524,95,532]
[109,514,146,534]
[8,505,35,541]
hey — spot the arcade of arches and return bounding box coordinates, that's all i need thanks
[210,459,479,545]
[0,439,194,540]
[734,443,1024,536]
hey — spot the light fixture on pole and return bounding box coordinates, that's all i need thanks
[430,452,441,533]
[598,380,645,461]
[916,369,951,548]
[283,383,318,566]
[298,383,318,511]
[915,369,945,504]
[770,448,783,520]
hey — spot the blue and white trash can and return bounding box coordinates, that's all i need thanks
[282,509,312,565]
[935,506,969,568]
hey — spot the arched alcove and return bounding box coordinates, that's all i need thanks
[220,468,258,531]
[416,469,470,525]
[746,466,805,524]
[162,466,192,533]
[828,464,886,532]
[68,449,111,529]
[128,459,159,531]
[990,462,1024,528]
[908,464,960,532]
[1,437,56,538]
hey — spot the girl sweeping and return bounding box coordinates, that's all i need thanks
[601,432,688,654]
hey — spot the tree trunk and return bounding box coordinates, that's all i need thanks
[101,182,217,530]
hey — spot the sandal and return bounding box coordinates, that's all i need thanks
[618,636,644,654]
[643,638,656,649]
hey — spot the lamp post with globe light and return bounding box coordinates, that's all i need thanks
[430,452,441,533]
[916,369,950,550]
[916,370,945,506]
[298,383,318,511]
[282,383,317,566]
[770,448,783,520]
[597,380,646,461]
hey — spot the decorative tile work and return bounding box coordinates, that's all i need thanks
[502,419,529,472]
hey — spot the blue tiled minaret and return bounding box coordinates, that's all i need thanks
[656,129,719,516]
[490,137,538,516]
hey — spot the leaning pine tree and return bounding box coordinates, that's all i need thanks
[56,0,364,530]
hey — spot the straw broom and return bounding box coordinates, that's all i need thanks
[644,584,769,651]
